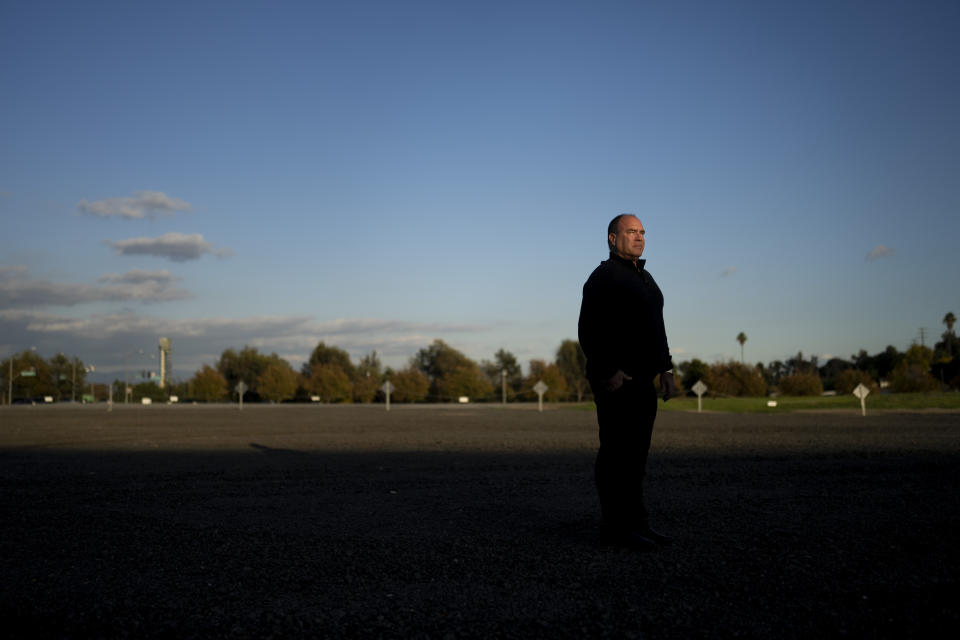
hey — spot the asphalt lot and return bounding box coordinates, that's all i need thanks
[1,404,957,638]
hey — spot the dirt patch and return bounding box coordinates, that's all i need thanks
[1,405,957,638]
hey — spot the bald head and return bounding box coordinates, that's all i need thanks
[607,214,645,260]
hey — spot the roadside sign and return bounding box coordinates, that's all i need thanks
[381,381,394,411]
[692,380,707,413]
[235,381,248,410]
[533,380,548,412]
[853,383,870,416]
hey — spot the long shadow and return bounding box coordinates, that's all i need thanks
[1,446,957,639]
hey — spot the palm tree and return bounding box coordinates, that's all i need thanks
[944,312,957,357]
[736,332,747,364]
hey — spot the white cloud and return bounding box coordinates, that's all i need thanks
[0,266,189,307]
[77,191,192,219]
[719,266,737,277]
[866,245,894,261]
[107,232,232,262]
[97,269,178,285]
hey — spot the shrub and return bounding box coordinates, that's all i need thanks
[390,366,430,403]
[834,369,877,395]
[704,361,767,397]
[890,363,939,392]
[524,360,569,402]
[309,364,352,403]
[190,365,228,402]
[888,344,939,392]
[778,372,824,396]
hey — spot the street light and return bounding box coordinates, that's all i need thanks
[124,349,153,403]
[86,364,95,403]
[7,346,37,405]
[8,363,37,405]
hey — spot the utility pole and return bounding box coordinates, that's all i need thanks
[501,369,507,405]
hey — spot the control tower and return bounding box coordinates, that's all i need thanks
[159,337,172,388]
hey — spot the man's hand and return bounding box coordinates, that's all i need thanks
[604,370,632,392]
[659,371,677,401]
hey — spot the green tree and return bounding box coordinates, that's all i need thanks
[190,365,228,402]
[704,361,767,397]
[217,346,273,400]
[890,344,939,392]
[412,339,478,400]
[555,340,588,402]
[818,357,854,391]
[524,359,569,402]
[352,351,383,403]
[46,352,81,401]
[131,381,167,403]
[2,350,58,403]
[309,364,353,403]
[480,348,523,401]
[412,339,471,378]
[679,359,709,394]
[303,342,355,380]
[778,372,823,396]
[437,363,494,401]
[736,332,747,364]
[852,346,903,383]
[935,312,957,361]
[390,366,430,403]
[257,362,299,403]
[834,369,877,394]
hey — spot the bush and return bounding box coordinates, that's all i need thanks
[890,363,939,392]
[704,361,767,397]
[390,367,430,403]
[834,369,877,395]
[679,359,709,394]
[778,372,824,396]
[309,364,353,403]
[889,344,939,392]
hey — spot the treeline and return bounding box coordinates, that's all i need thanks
[0,352,93,403]
[677,340,959,397]
[177,338,590,404]
[4,318,956,404]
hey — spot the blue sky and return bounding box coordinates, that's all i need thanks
[1,0,958,382]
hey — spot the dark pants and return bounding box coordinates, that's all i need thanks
[591,376,658,531]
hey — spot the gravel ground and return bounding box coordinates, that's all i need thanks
[1,404,957,639]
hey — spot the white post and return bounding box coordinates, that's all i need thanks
[692,380,708,414]
[853,383,870,417]
[235,381,248,411]
[533,381,548,413]
[381,381,394,411]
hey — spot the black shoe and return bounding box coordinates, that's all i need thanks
[602,527,658,551]
[636,525,672,545]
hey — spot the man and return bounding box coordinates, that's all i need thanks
[578,214,676,549]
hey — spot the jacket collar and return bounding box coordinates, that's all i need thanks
[609,251,646,271]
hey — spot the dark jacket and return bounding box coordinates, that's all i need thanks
[578,252,672,383]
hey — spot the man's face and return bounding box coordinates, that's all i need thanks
[609,215,645,260]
